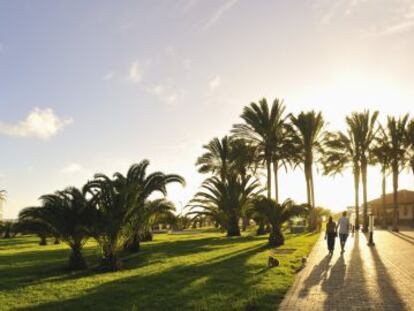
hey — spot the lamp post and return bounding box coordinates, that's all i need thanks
[368,212,375,246]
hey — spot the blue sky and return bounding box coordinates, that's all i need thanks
[1,0,414,218]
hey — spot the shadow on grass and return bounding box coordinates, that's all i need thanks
[19,243,274,311]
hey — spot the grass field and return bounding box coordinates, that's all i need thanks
[0,229,319,311]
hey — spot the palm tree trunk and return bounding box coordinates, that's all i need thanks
[310,165,315,209]
[69,243,87,270]
[273,160,279,204]
[361,162,369,232]
[305,164,312,208]
[266,159,272,199]
[269,224,284,247]
[227,213,241,237]
[256,220,266,235]
[381,168,387,228]
[305,163,315,231]
[392,166,399,231]
[353,166,360,229]
[39,235,47,246]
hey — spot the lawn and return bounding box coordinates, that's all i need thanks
[0,229,319,311]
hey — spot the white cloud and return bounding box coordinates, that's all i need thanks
[129,61,143,83]
[202,0,238,30]
[148,83,181,106]
[60,163,84,174]
[0,108,73,140]
[209,75,221,90]
[103,71,115,80]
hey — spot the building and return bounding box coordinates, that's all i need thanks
[367,189,414,226]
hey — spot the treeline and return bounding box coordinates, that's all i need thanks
[188,98,414,242]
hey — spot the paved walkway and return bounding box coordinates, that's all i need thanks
[279,230,414,311]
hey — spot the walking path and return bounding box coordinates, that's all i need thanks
[279,229,414,311]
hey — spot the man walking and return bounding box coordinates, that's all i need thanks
[338,211,350,254]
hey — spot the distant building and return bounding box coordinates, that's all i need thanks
[367,189,414,226]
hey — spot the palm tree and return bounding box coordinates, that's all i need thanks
[114,160,185,253]
[87,161,184,269]
[252,197,308,246]
[323,129,361,228]
[385,115,410,231]
[15,212,51,245]
[189,174,262,236]
[233,98,290,202]
[407,119,414,181]
[372,128,392,228]
[347,111,379,232]
[19,187,97,270]
[196,136,232,181]
[290,111,325,229]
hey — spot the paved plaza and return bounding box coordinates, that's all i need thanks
[279,229,414,311]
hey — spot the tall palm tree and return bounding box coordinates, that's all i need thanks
[407,119,414,182]
[232,98,290,202]
[346,111,379,232]
[290,111,325,229]
[189,174,262,236]
[19,187,97,270]
[252,197,308,246]
[196,136,232,181]
[372,127,392,227]
[386,115,410,231]
[322,129,361,228]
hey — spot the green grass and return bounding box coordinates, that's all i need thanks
[0,229,319,311]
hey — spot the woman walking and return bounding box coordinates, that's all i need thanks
[325,216,337,255]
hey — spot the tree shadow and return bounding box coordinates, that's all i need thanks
[19,243,273,311]
[368,241,408,310]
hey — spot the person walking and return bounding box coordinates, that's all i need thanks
[325,216,337,255]
[338,211,350,254]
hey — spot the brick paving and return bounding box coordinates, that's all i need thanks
[279,230,414,311]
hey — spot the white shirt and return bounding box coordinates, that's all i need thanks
[338,216,350,234]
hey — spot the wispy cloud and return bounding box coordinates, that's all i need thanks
[202,0,238,30]
[102,71,115,80]
[148,83,182,106]
[0,108,73,140]
[209,75,221,90]
[129,61,143,83]
[60,163,85,174]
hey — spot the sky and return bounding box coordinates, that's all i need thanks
[1,0,414,219]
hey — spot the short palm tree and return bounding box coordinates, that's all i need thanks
[15,211,51,245]
[322,130,361,228]
[252,197,308,246]
[19,187,97,270]
[233,98,290,202]
[114,160,185,253]
[386,115,410,231]
[347,111,379,232]
[189,174,262,236]
[290,111,325,229]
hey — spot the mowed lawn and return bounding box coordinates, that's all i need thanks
[0,230,319,311]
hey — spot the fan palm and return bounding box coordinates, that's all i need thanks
[189,174,262,236]
[232,98,290,202]
[252,197,308,246]
[290,111,325,229]
[385,115,410,231]
[322,129,361,228]
[346,111,379,232]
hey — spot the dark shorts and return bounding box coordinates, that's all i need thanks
[339,234,348,243]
